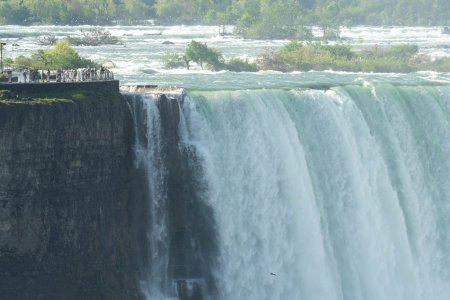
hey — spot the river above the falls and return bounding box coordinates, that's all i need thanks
[2,25,450,89]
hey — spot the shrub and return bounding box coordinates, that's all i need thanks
[66,28,120,46]
[38,35,58,46]
[225,58,259,72]
[322,44,355,60]
[359,58,414,73]
[257,42,429,73]
[43,40,93,68]
[280,40,303,54]
[162,53,186,69]
[13,55,36,69]
[428,57,450,72]
[4,57,14,67]
[385,44,419,59]
[362,44,419,59]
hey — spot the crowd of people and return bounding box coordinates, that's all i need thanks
[18,66,114,83]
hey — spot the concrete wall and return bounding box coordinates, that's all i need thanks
[0,80,119,96]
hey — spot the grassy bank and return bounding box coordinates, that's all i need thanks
[0,89,121,105]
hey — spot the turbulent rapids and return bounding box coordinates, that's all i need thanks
[125,83,450,300]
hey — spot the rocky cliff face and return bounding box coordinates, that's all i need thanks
[0,95,141,300]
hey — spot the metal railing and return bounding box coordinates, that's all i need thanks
[1,66,114,84]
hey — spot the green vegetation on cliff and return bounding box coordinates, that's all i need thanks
[28,89,121,103]
[0,89,120,105]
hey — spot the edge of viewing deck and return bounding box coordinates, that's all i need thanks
[0,80,120,96]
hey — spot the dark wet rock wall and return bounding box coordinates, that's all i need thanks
[155,95,218,300]
[0,95,141,300]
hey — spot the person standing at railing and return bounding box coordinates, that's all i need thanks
[2,66,115,84]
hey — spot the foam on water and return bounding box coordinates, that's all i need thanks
[164,84,450,300]
[5,24,450,86]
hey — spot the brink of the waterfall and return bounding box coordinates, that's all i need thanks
[126,84,450,300]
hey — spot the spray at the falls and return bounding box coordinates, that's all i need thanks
[125,83,450,300]
[127,91,217,300]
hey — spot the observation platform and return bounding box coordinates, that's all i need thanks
[0,80,120,96]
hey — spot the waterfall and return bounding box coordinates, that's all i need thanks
[127,92,218,300]
[128,93,170,299]
[127,83,450,300]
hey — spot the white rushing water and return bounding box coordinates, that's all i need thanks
[128,94,172,299]
[2,25,450,87]
[169,84,450,300]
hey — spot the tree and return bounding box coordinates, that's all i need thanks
[0,1,31,25]
[13,40,94,69]
[185,40,224,70]
[1,0,449,27]
[44,40,93,68]
[24,0,67,24]
[317,0,341,39]
[121,0,153,20]
[80,0,117,24]
[154,0,190,23]
[233,0,305,39]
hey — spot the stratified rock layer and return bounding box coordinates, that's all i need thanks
[0,95,139,300]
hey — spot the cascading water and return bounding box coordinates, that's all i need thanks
[128,93,171,299]
[127,91,218,300]
[127,83,450,300]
